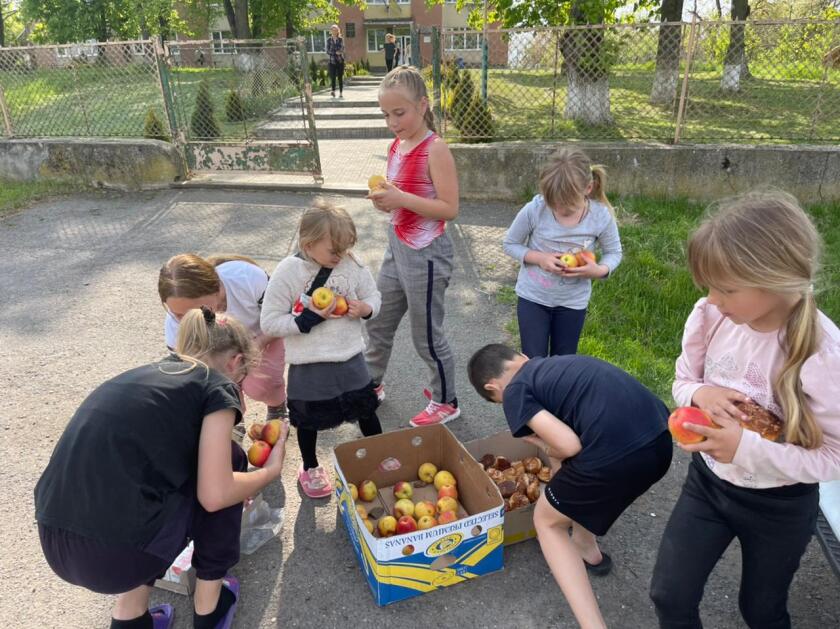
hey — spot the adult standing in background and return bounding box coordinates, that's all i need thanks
[327,24,345,98]
[384,33,397,72]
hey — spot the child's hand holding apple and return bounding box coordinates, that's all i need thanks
[346,299,372,320]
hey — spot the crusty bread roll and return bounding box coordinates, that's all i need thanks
[734,400,784,442]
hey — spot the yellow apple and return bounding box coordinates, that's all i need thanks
[356,505,368,520]
[417,515,438,530]
[378,515,397,537]
[348,483,358,501]
[418,462,438,484]
[434,470,456,491]
[358,480,377,502]
[414,500,436,519]
[437,496,458,515]
[362,518,375,534]
[394,498,415,519]
[393,480,413,500]
[311,287,334,310]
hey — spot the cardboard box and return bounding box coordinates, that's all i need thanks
[465,431,551,546]
[333,424,505,606]
[154,495,266,595]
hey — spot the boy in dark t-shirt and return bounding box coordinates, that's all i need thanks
[468,343,672,629]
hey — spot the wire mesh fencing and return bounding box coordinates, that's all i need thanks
[429,19,840,144]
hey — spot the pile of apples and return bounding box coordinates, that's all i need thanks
[311,286,349,317]
[246,420,284,467]
[479,454,551,512]
[349,462,461,538]
[557,248,597,269]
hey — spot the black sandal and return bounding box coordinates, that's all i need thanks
[584,552,613,577]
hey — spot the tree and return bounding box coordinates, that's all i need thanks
[190,79,221,139]
[650,0,684,105]
[721,0,751,91]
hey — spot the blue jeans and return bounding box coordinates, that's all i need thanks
[516,296,587,358]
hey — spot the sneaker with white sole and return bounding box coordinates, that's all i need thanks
[298,465,333,498]
[410,400,461,427]
[374,383,386,403]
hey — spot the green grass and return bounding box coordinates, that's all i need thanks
[441,67,839,144]
[2,66,299,140]
[495,197,840,403]
[0,179,85,217]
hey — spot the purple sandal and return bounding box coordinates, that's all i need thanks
[150,604,174,629]
[215,576,240,629]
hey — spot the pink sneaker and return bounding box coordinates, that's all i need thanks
[298,465,333,498]
[410,401,461,427]
[374,383,386,403]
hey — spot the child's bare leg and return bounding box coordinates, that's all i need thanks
[194,578,223,614]
[534,496,606,629]
[112,585,151,620]
[571,521,603,565]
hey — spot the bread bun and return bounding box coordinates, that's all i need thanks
[734,400,784,442]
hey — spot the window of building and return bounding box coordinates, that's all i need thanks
[445,29,483,51]
[346,23,355,38]
[367,28,386,52]
[212,31,235,54]
[366,0,410,4]
[305,30,329,53]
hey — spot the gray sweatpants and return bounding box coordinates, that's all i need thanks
[365,226,457,404]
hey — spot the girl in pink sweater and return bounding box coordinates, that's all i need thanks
[650,191,840,629]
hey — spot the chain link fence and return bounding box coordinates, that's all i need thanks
[427,19,840,144]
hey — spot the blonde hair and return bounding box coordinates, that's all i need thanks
[385,33,395,43]
[330,24,341,37]
[298,197,357,258]
[158,253,261,303]
[540,147,612,214]
[687,190,823,448]
[379,66,436,134]
[174,307,258,373]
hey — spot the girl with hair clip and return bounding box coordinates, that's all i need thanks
[365,65,461,427]
[502,146,622,358]
[34,308,289,629]
[260,198,383,499]
[158,253,287,425]
[650,190,840,629]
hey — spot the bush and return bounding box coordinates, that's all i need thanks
[459,94,495,143]
[449,69,474,127]
[143,108,169,142]
[309,58,318,84]
[190,79,221,139]
[225,90,246,122]
[318,67,327,87]
[344,62,355,78]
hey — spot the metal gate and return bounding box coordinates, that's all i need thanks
[162,37,322,180]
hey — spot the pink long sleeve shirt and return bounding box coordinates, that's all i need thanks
[673,297,840,489]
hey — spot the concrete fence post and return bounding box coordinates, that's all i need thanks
[0,84,13,137]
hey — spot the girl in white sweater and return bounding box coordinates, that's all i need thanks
[261,199,382,498]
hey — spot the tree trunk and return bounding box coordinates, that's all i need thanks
[0,5,5,49]
[560,4,612,125]
[650,0,684,106]
[285,5,295,39]
[223,0,238,37]
[234,0,251,39]
[722,0,750,92]
[98,4,109,42]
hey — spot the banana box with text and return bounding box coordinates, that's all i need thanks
[333,424,505,606]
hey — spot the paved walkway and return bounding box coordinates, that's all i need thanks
[3,189,839,628]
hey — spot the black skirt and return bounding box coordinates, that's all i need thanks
[544,430,673,536]
[287,353,378,432]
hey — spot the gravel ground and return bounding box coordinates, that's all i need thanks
[1,189,837,628]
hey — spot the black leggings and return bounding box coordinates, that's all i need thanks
[650,453,818,629]
[329,61,344,93]
[298,412,382,470]
[517,296,587,357]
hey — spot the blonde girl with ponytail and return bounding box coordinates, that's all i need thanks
[650,190,840,629]
[35,307,287,629]
[364,65,463,427]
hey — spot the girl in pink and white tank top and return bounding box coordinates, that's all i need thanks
[366,66,462,428]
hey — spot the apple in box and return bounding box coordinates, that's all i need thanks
[414,500,436,519]
[668,407,719,444]
[433,470,456,491]
[378,515,397,537]
[438,484,458,500]
[393,481,413,500]
[418,462,437,484]
[396,515,418,535]
[394,498,415,519]
[358,480,377,502]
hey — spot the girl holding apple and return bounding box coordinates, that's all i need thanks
[35,307,289,629]
[366,65,462,428]
[158,253,287,425]
[260,198,383,499]
[650,190,840,629]
[502,147,622,358]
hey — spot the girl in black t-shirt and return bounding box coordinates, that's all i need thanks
[34,308,288,629]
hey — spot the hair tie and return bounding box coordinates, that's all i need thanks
[201,305,215,326]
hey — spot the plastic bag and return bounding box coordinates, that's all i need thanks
[240,498,284,555]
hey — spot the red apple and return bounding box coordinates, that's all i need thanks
[261,419,283,446]
[437,496,458,515]
[576,250,597,266]
[438,484,458,501]
[393,480,414,500]
[358,480,377,502]
[417,515,438,530]
[438,510,458,524]
[247,422,265,441]
[668,407,719,444]
[396,515,418,535]
[394,498,415,519]
[333,295,349,316]
[378,515,397,537]
[414,500,436,519]
[247,440,271,467]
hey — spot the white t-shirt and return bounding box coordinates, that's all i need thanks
[164,260,269,348]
